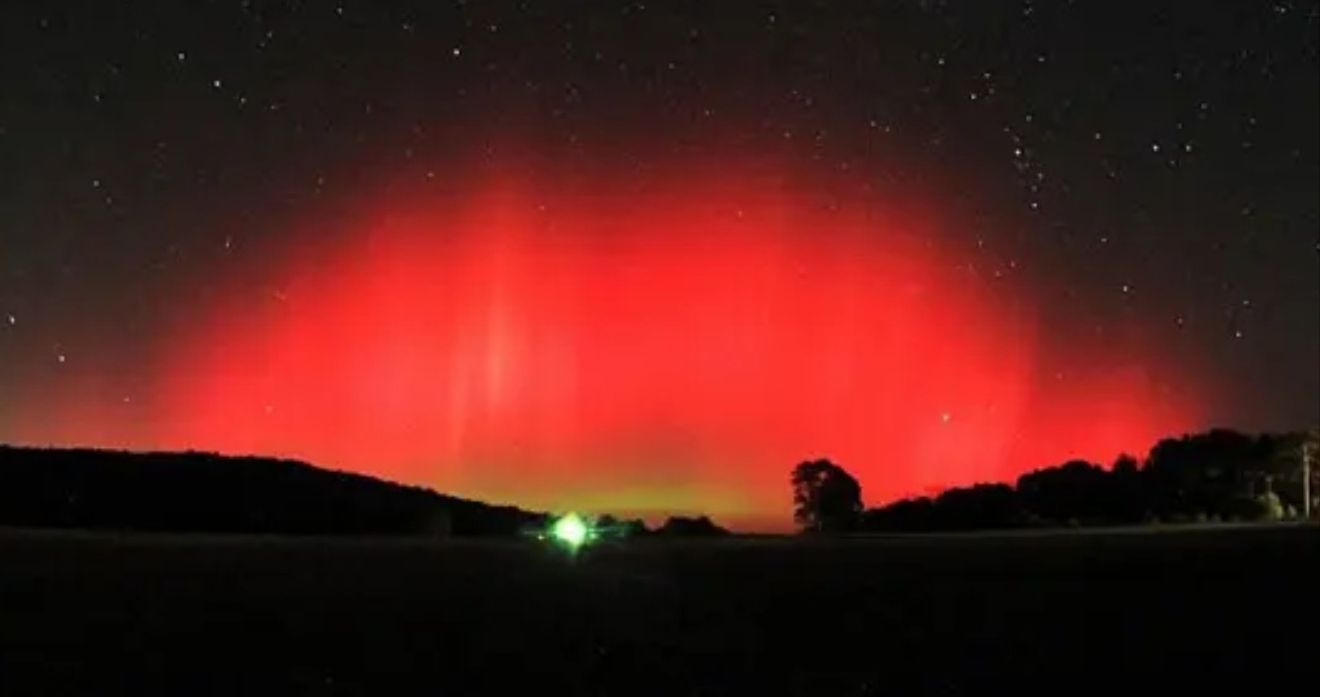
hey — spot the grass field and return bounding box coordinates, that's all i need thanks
[2,524,1316,695]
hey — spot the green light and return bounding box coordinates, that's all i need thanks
[551,513,590,548]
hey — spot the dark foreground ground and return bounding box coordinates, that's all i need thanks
[2,524,1317,695]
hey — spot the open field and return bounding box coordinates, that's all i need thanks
[2,524,1317,695]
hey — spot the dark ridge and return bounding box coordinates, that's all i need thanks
[0,445,548,537]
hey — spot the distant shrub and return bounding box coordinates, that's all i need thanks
[655,515,729,537]
[1258,492,1285,521]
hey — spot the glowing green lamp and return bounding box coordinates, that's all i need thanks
[550,512,591,549]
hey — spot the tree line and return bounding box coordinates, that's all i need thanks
[792,428,1319,533]
[3,427,1315,538]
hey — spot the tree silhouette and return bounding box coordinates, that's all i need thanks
[1109,453,1149,522]
[1143,429,1277,521]
[655,515,729,536]
[1261,429,1320,517]
[1016,459,1113,525]
[791,459,862,533]
[931,483,1026,530]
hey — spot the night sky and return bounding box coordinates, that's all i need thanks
[1,1,1316,530]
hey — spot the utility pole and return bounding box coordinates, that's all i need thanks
[1304,437,1313,521]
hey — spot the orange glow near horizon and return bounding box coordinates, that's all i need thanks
[7,159,1209,530]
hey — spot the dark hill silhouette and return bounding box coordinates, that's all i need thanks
[0,445,548,536]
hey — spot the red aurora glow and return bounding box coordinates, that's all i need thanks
[91,160,1209,529]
